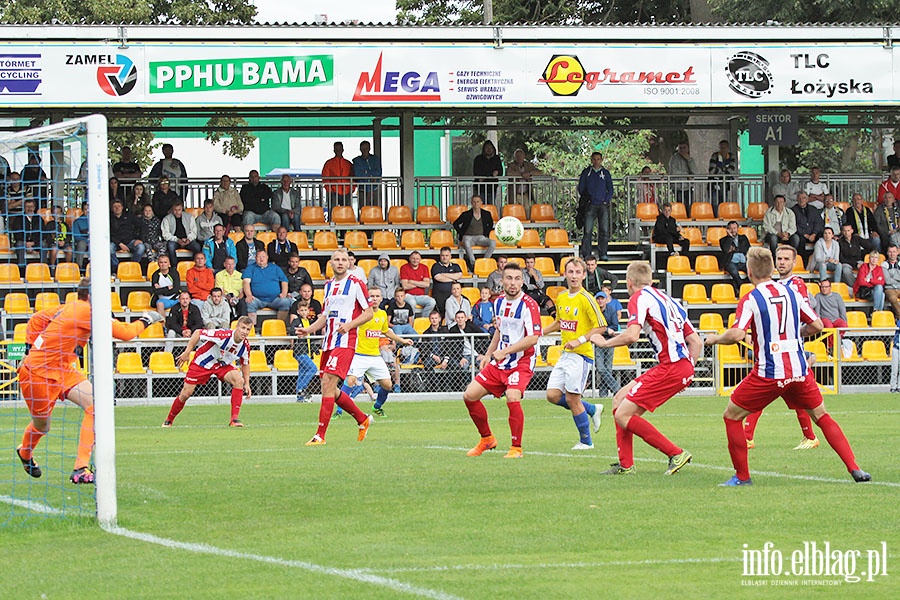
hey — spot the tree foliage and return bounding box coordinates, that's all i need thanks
[396,0,694,25]
[709,0,899,24]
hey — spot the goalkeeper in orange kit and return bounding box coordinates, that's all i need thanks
[15,278,164,484]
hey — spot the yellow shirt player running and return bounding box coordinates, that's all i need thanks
[542,258,608,449]
[340,287,413,417]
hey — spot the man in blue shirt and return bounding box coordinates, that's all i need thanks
[242,249,293,325]
[352,140,382,206]
[72,202,90,269]
[577,152,614,260]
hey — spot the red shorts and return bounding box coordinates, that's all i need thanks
[18,363,86,419]
[731,370,823,413]
[474,362,534,398]
[625,359,694,412]
[319,347,355,380]
[185,362,236,386]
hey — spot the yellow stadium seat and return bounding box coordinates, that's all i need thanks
[387,205,413,225]
[299,260,323,280]
[832,282,851,302]
[256,231,276,246]
[804,341,829,363]
[490,230,517,249]
[343,230,370,250]
[372,230,400,251]
[3,292,31,314]
[635,203,659,221]
[792,254,808,274]
[699,312,725,332]
[116,352,145,374]
[690,202,714,220]
[331,205,357,225]
[681,227,704,247]
[249,350,270,372]
[871,311,897,328]
[806,282,820,297]
[313,231,339,251]
[451,258,470,277]
[177,260,193,281]
[288,231,310,250]
[34,292,60,313]
[357,259,378,277]
[534,256,556,277]
[139,322,164,339]
[705,227,728,248]
[717,202,743,220]
[413,317,431,334]
[301,206,327,226]
[127,291,152,312]
[682,284,709,304]
[261,319,287,337]
[711,283,737,304]
[845,311,868,329]
[313,289,324,304]
[546,345,563,366]
[482,204,499,223]
[429,229,456,250]
[544,228,571,248]
[55,262,81,283]
[25,263,52,283]
[695,255,721,275]
[400,230,428,250]
[146,261,159,281]
[545,285,565,301]
[746,202,767,221]
[416,205,442,225]
[613,345,635,366]
[0,262,22,283]
[739,283,755,297]
[116,261,144,282]
[558,256,577,275]
[518,229,543,248]
[502,203,528,221]
[445,204,467,224]
[228,231,243,244]
[13,322,28,342]
[474,257,497,278]
[540,315,555,330]
[842,341,861,361]
[274,349,299,371]
[863,253,886,264]
[739,227,760,245]
[719,343,747,364]
[148,352,180,374]
[670,203,688,220]
[727,313,737,328]
[460,287,481,306]
[666,255,692,275]
[110,292,124,312]
[530,203,556,223]
[359,205,386,225]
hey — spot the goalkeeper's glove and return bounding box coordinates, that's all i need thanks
[138,311,165,327]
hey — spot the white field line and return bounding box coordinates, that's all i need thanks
[0,494,65,515]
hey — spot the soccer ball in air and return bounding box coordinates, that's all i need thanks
[494,216,525,246]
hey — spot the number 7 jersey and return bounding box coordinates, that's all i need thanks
[628,285,696,365]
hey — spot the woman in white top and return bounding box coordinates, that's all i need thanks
[812,226,841,283]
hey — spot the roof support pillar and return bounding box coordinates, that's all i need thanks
[400,111,415,208]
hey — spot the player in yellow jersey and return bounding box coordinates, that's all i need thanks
[340,287,414,417]
[542,258,608,449]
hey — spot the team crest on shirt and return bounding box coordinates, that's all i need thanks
[502,334,510,343]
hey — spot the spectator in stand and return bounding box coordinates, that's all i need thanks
[290,283,322,321]
[164,291,203,354]
[240,169,280,230]
[578,151,615,260]
[289,300,318,403]
[242,248,293,325]
[719,220,750,294]
[584,254,618,295]
[271,174,302,231]
[844,192,879,248]
[486,255,507,299]
[811,279,848,334]
[602,282,624,320]
[386,287,418,336]
[811,226,841,284]
[821,193,844,233]
[126,182,151,215]
[506,148,541,203]
[652,201,690,256]
[185,252,215,308]
[202,223,236,272]
[212,174,242,231]
[346,250,366,280]
[72,202,90,268]
[420,310,450,371]
[444,281,472,324]
[522,253,556,317]
[878,167,900,205]
[200,287,231,330]
[161,201,200,265]
[21,152,48,205]
[636,166,658,204]
[283,252,312,298]
[235,223,265,271]
[804,166,829,208]
[151,254,180,316]
[431,246,463,318]
[322,141,354,209]
[453,194,495,272]
[267,226,298,270]
[151,177,180,220]
[793,191,824,265]
[109,198,145,269]
[47,205,72,266]
[472,286,495,336]
[708,139,737,209]
[148,143,188,199]
[472,140,503,204]
[593,290,620,398]
[763,195,799,254]
[854,250,885,311]
[447,310,483,370]
[214,255,246,319]
[112,146,141,180]
[108,177,126,203]
[368,253,400,308]
[887,140,900,170]
[400,250,436,317]
[5,171,30,214]
[352,140,382,206]
[771,168,800,208]
[883,244,900,319]
[874,192,900,253]
[667,141,698,206]
[196,199,223,244]
[838,223,873,289]
[137,203,167,264]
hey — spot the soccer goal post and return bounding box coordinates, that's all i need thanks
[0,115,116,527]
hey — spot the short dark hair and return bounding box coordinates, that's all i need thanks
[288,251,300,259]
[502,262,523,274]
[727,220,739,228]
[211,287,222,294]
[77,277,91,300]
[440,246,451,253]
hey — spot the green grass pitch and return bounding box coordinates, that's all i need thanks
[2,394,898,599]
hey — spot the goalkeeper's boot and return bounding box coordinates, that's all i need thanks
[305,435,326,446]
[571,442,594,450]
[600,463,635,475]
[664,450,692,475]
[466,435,497,457]
[793,437,819,450]
[851,469,871,483]
[70,467,95,485]
[503,446,524,459]
[16,447,41,478]
[357,415,373,442]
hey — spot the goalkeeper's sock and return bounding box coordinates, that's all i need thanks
[583,401,597,417]
[166,396,187,423]
[74,404,94,471]
[573,411,592,445]
[335,391,367,424]
[374,386,389,410]
[230,387,244,421]
[18,423,46,460]
[316,397,336,438]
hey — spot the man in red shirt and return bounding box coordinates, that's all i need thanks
[322,141,354,210]
[185,251,215,308]
[399,251,436,317]
[877,166,900,205]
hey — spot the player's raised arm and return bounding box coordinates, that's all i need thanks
[298,310,327,336]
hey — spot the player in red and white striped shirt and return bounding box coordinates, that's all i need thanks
[163,316,253,427]
[464,262,542,459]
[742,244,819,450]
[298,248,375,445]
[591,261,700,476]
[705,247,870,486]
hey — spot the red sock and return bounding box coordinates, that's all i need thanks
[744,411,762,441]
[166,396,187,423]
[507,401,523,448]
[625,414,680,457]
[316,396,335,438]
[18,423,46,460]
[465,400,492,438]
[725,416,751,480]
[230,387,244,421]
[335,391,367,424]
[615,421,635,469]
[795,410,815,440]
[815,413,860,472]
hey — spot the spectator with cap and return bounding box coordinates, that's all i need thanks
[594,290,620,397]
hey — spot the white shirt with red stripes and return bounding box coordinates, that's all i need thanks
[734,280,819,379]
[491,292,542,370]
[778,274,811,306]
[321,274,370,352]
[192,329,250,368]
[627,285,696,365]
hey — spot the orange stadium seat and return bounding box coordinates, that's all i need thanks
[55,262,81,283]
[460,287,481,306]
[518,229,542,248]
[544,229,571,248]
[695,255,721,275]
[301,206,327,226]
[502,203,528,221]
[635,203,659,221]
[717,202,743,220]
[451,258,470,277]
[705,227,728,248]
[739,283,754,297]
[416,205,442,225]
[343,230,370,250]
[805,282,820,297]
[401,230,427,250]
[445,204,467,224]
[256,231,276,246]
[845,311,868,329]
[482,204,499,222]
[177,260,193,281]
[490,230,516,249]
[530,204,556,223]
[666,255,692,275]
[429,229,456,250]
[357,259,378,276]
[313,231,339,251]
[739,227,760,246]
[746,202,767,221]
[359,205,386,225]
[228,231,243,244]
[670,203,688,220]
[299,260,323,281]
[690,202,714,220]
[680,227,704,247]
[387,205,413,224]
[546,285,565,301]
[287,231,309,250]
[372,230,400,251]
[65,206,82,228]
[110,292,124,312]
